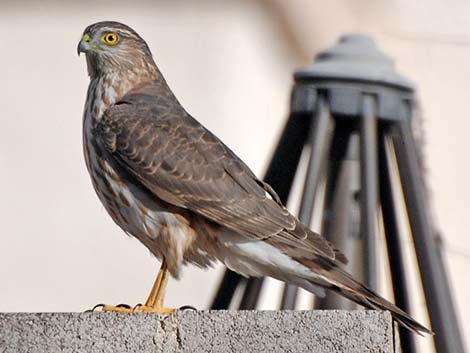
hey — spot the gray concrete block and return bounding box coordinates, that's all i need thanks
[0,310,393,353]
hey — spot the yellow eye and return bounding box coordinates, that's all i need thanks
[102,32,119,45]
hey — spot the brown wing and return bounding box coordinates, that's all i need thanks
[95,82,347,264]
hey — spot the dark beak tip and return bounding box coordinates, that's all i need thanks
[77,41,88,57]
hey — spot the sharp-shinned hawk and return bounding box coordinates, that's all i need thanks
[77,21,431,334]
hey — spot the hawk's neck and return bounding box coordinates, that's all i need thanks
[82,69,161,184]
[85,70,157,124]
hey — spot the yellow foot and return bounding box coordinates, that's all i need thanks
[101,304,177,314]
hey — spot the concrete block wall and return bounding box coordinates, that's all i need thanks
[0,310,393,353]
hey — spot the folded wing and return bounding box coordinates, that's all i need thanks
[95,83,347,265]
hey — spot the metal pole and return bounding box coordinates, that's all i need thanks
[281,96,332,309]
[359,95,379,290]
[211,270,243,309]
[321,124,354,226]
[317,135,365,310]
[211,110,312,309]
[378,131,416,353]
[238,278,264,309]
[393,116,466,353]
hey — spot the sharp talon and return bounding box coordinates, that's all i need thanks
[179,305,197,311]
[116,303,131,309]
[88,303,105,312]
[133,303,143,310]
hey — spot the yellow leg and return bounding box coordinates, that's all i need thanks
[152,262,171,310]
[145,259,168,307]
[102,260,176,314]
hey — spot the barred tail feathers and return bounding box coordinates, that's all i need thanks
[315,266,433,335]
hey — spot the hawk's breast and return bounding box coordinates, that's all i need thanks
[82,75,195,270]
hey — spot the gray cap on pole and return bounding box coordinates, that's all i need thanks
[295,34,414,90]
[291,34,414,121]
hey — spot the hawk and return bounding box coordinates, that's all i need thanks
[78,21,431,334]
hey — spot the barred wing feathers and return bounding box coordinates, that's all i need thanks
[95,83,347,265]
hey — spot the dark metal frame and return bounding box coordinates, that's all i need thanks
[211,34,466,353]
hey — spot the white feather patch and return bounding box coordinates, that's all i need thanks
[220,236,327,297]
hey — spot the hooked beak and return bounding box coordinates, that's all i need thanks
[77,33,91,56]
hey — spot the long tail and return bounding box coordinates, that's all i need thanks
[312,265,433,335]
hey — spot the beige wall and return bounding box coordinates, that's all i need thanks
[0,0,468,350]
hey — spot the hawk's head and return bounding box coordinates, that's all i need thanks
[78,21,156,78]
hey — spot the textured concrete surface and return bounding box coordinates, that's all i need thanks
[0,310,393,353]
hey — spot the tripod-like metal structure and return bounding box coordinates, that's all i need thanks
[211,35,466,353]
